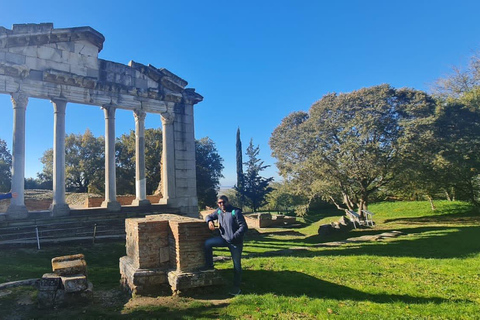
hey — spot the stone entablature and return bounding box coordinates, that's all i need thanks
[0,23,201,112]
[1,23,202,218]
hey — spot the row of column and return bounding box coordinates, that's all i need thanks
[6,93,175,219]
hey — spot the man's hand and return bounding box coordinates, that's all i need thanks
[208,221,215,231]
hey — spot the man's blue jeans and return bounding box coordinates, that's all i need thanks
[204,236,243,288]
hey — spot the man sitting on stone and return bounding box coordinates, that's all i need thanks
[203,195,248,296]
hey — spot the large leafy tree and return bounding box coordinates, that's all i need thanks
[430,53,480,204]
[423,102,480,204]
[39,128,225,206]
[0,139,12,192]
[196,137,224,208]
[39,129,105,193]
[239,139,273,212]
[116,128,163,195]
[270,85,436,216]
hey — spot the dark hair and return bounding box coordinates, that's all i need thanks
[218,195,229,202]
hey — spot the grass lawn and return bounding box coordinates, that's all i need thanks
[1,200,479,319]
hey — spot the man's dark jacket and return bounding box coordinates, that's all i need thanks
[205,205,248,244]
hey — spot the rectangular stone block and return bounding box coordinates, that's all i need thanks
[61,275,88,293]
[168,270,225,291]
[38,273,61,291]
[5,52,26,64]
[51,254,87,276]
[37,46,62,61]
[74,41,99,57]
[119,256,170,296]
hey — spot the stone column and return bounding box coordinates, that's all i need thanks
[159,112,176,205]
[50,99,70,216]
[101,105,121,212]
[132,110,150,206]
[6,93,29,219]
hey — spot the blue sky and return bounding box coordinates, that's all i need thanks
[1,0,480,187]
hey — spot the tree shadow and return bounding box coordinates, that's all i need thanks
[320,225,480,259]
[243,270,462,304]
[245,225,480,260]
[384,213,480,224]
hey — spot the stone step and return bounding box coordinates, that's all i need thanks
[0,205,184,248]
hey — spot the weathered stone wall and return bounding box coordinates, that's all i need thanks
[125,217,171,269]
[86,195,162,208]
[120,214,223,295]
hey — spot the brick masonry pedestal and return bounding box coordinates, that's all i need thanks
[120,214,224,295]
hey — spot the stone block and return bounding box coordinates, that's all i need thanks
[44,60,71,73]
[24,56,38,69]
[74,41,99,57]
[70,64,87,76]
[37,46,62,61]
[54,41,76,53]
[8,46,37,57]
[119,256,170,296]
[5,52,26,65]
[61,274,88,293]
[86,67,99,78]
[28,69,43,81]
[135,78,148,89]
[51,254,87,276]
[38,273,62,291]
[168,270,225,292]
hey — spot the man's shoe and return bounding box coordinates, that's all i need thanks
[197,265,215,272]
[229,287,241,296]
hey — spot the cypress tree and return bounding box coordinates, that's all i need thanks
[236,127,245,208]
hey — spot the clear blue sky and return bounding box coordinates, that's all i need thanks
[1,0,480,187]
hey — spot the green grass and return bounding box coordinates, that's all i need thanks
[1,200,480,319]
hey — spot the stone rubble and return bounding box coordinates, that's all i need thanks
[36,253,92,308]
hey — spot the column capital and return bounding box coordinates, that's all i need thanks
[134,109,147,122]
[11,93,29,109]
[161,111,175,125]
[51,99,67,114]
[102,105,116,119]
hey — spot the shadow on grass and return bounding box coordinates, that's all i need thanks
[119,302,232,320]
[384,213,480,224]
[243,270,457,304]
[245,225,480,260]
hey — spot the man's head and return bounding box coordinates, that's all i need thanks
[217,195,229,211]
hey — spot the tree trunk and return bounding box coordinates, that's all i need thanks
[358,199,366,220]
[426,195,436,211]
[444,189,452,201]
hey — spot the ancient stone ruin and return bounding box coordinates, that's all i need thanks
[0,23,202,219]
[120,214,224,296]
[244,213,297,228]
[36,254,92,308]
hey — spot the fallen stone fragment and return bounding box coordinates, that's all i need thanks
[52,254,87,276]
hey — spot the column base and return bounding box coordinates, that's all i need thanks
[50,203,70,217]
[131,199,151,207]
[6,204,28,219]
[158,197,171,205]
[101,200,122,212]
[158,198,199,217]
